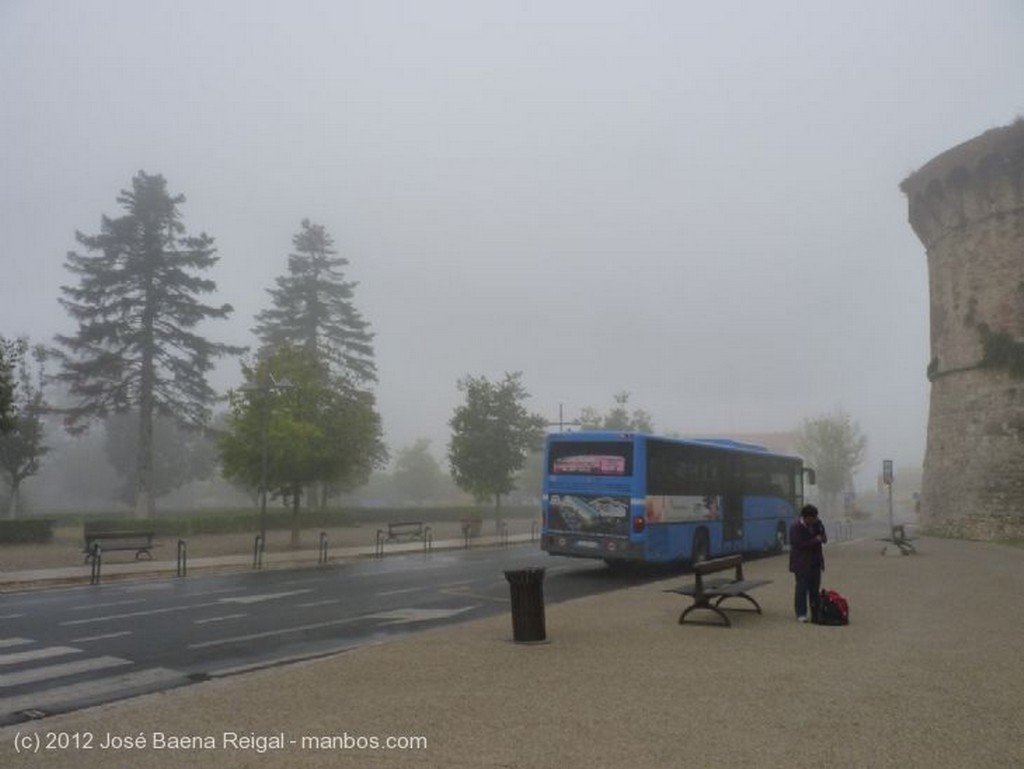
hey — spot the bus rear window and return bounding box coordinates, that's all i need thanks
[548,442,633,476]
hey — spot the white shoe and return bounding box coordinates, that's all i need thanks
[796,615,808,623]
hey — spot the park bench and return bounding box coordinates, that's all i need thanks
[374,521,432,557]
[83,529,157,562]
[879,524,917,555]
[664,554,772,627]
[382,521,430,542]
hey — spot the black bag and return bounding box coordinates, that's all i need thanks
[815,589,849,626]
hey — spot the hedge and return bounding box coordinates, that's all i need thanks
[0,519,56,544]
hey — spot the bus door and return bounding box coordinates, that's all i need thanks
[722,492,743,543]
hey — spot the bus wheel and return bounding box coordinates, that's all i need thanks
[774,522,787,552]
[691,529,709,565]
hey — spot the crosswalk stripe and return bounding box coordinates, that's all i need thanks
[1,668,184,714]
[0,656,132,688]
[0,638,33,649]
[0,646,80,666]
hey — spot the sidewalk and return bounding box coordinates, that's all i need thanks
[2,534,1022,768]
[0,532,534,591]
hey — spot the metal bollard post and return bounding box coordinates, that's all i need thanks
[462,522,472,549]
[90,543,102,585]
[177,539,187,577]
[253,535,264,569]
[319,531,328,565]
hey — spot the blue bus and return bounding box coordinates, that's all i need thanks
[540,431,813,565]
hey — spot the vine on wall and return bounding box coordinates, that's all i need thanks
[978,323,1024,378]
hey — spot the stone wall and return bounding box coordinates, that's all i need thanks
[902,120,1024,540]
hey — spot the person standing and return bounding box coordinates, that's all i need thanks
[789,504,827,622]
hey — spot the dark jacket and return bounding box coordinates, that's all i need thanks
[789,518,826,574]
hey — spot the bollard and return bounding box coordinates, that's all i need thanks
[461,523,472,549]
[253,535,264,569]
[177,539,187,577]
[504,567,547,643]
[89,542,102,585]
[319,531,328,565]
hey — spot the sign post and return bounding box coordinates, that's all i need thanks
[883,459,895,546]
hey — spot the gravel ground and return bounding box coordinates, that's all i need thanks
[2,533,1021,768]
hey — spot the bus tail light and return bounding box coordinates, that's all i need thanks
[632,516,646,534]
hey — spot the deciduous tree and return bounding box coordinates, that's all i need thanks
[448,372,546,519]
[219,345,387,546]
[103,411,218,505]
[0,339,50,517]
[392,439,445,503]
[579,391,654,432]
[0,337,16,436]
[796,408,867,515]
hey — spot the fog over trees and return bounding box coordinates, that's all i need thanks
[2,2,1021,513]
[51,172,244,517]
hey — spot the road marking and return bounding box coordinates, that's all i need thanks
[295,599,342,608]
[441,587,509,603]
[187,616,365,649]
[365,607,478,625]
[70,599,146,611]
[0,667,183,715]
[193,613,247,625]
[60,601,220,626]
[0,655,131,687]
[69,631,133,643]
[218,589,314,605]
[437,579,477,589]
[0,638,33,649]
[0,614,26,620]
[183,586,249,597]
[375,587,426,597]
[0,646,81,666]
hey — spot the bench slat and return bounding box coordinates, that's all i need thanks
[665,556,770,627]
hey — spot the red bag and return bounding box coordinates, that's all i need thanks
[816,589,849,625]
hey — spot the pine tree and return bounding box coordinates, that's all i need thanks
[253,219,375,384]
[53,171,245,517]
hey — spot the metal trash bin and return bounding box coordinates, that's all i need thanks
[504,567,546,643]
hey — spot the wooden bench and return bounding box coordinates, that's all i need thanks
[83,530,157,563]
[381,521,430,542]
[664,554,772,627]
[374,521,433,557]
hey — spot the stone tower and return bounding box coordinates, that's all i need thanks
[901,119,1024,540]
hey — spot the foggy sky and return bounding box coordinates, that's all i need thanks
[2,0,1023,490]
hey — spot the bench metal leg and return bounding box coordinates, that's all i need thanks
[679,601,732,627]
[713,593,763,614]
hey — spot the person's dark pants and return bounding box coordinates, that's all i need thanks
[794,567,822,620]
